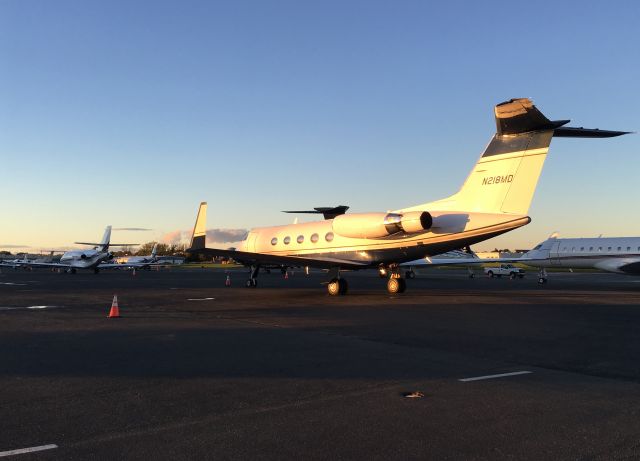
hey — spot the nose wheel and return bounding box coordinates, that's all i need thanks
[245,278,258,288]
[245,264,260,288]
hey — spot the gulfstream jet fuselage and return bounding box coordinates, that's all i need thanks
[188,98,629,295]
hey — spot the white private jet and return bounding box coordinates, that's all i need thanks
[107,243,160,269]
[402,234,640,284]
[187,98,629,295]
[0,253,32,269]
[24,226,136,273]
[516,235,640,283]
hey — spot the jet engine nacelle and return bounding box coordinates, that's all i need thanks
[332,211,432,239]
[80,253,87,259]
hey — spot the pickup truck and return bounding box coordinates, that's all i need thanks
[484,264,525,279]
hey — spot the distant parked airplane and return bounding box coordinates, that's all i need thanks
[402,234,640,284]
[22,226,136,273]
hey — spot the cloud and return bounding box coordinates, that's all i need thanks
[113,228,153,231]
[161,228,248,245]
[206,229,249,243]
[161,230,186,245]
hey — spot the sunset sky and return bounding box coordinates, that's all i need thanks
[1,0,638,253]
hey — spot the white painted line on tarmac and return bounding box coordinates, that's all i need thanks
[0,444,58,457]
[0,282,27,286]
[459,371,532,382]
[187,297,215,301]
[0,305,59,311]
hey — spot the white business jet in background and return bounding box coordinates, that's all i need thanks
[187,98,629,295]
[24,226,137,273]
[518,235,640,283]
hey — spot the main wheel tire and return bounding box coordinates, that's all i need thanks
[538,277,545,284]
[245,279,252,288]
[338,278,348,295]
[487,271,494,278]
[398,278,407,293]
[510,272,516,280]
[387,277,402,294]
[328,279,341,296]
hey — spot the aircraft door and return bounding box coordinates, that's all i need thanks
[245,232,258,253]
[550,240,562,266]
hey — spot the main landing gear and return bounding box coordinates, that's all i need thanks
[386,269,406,294]
[327,278,348,296]
[326,267,348,296]
[245,265,260,288]
[380,264,407,294]
[538,268,548,285]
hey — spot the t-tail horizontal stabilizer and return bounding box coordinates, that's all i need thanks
[495,98,630,138]
[282,205,349,220]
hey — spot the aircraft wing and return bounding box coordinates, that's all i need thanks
[98,261,165,269]
[401,256,533,266]
[188,247,368,270]
[18,261,71,268]
[594,257,640,274]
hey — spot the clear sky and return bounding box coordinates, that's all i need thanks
[1,0,638,252]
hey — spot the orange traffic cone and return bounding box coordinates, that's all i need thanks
[108,294,121,318]
[132,268,137,277]
[284,271,289,280]
[225,275,231,287]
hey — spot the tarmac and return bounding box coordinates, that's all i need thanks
[1,267,640,460]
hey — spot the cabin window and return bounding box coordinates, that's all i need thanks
[270,237,277,246]
[311,233,319,243]
[325,232,334,242]
[617,246,622,251]
[589,247,593,251]
[284,236,291,245]
[608,247,612,251]
[627,247,631,251]
[297,235,304,244]
[580,247,584,251]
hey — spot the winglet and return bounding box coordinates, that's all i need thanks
[190,202,208,250]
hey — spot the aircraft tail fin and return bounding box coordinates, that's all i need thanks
[100,225,112,249]
[415,98,629,216]
[190,202,208,250]
[75,226,112,250]
[151,243,158,258]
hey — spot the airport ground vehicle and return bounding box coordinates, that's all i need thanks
[484,264,525,279]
